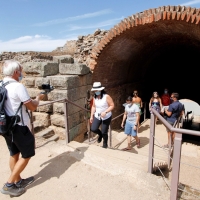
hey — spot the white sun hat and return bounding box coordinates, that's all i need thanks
[91,82,105,91]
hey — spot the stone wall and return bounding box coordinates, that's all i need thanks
[1,55,93,142]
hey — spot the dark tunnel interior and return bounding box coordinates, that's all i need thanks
[93,20,200,142]
[141,41,200,105]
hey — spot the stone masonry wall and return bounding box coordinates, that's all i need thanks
[1,55,93,142]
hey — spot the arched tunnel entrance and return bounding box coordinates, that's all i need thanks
[89,6,200,130]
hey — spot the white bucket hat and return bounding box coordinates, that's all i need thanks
[91,82,105,91]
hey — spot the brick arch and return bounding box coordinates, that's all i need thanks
[88,5,200,117]
[89,5,200,71]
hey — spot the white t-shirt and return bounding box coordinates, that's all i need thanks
[2,77,32,126]
[125,103,140,123]
[94,94,112,120]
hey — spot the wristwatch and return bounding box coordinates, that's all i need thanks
[134,124,137,126]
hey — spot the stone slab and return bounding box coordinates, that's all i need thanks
[32,112,50,127]
[59,63,90,75]
[23,62,59,77]
[48,75,80,89]
[53,98,85,115]
[50,114,65,128]
[53,55,74,64]
[22,77,35,87]
[37,101,53,113]
[35,77,50,87]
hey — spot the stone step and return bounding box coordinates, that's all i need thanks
[35,127,55,139]
[66,141,169,198]
[33,120,45,133]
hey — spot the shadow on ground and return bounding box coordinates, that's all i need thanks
[27,146,88,189]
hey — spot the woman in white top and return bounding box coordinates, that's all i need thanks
[90,82,114,148]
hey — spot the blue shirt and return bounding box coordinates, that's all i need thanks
[166,101,184,123]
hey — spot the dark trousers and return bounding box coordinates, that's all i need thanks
[91,116,112,146]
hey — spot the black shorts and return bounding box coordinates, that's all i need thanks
[3,125,35,158]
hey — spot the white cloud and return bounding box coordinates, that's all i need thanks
[33,9,113,27]
[0,35,77,52]
[180,0,200,6]
[61,17,124,33]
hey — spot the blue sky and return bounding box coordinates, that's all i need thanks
[1,0,200,52]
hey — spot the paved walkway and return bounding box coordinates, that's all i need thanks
[0,136,169,200]
[0,120,200,199]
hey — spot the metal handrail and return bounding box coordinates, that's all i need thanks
[149,107,200,200]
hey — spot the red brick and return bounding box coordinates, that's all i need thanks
[163,11,167,20]
[167,11,171,20]
[181,11,187,20]
[177,12,181,20]
[172,11,177,20]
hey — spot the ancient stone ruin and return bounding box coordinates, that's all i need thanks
[0,29,106,142]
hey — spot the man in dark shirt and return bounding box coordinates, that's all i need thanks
[163,92,184,148]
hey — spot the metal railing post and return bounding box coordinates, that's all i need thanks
[170,132,182,200]
[109,124,112,148]
[63,100,70,144]
[168,134,172,168]
[148,112,155,173]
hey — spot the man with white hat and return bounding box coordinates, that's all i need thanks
[90,82,114,148]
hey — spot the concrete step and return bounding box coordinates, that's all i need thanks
[66,141,170,198]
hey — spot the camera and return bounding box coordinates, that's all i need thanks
[40,84,54,94]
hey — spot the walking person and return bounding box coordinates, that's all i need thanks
[149,91,162,123]
[163,92,184,148]
[121,96,140,151]
[161,88,171,117]
[90,82,114,148]
[0,60,44,197]
[132,90,143,132]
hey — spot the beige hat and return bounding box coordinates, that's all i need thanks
[91,82,105,91]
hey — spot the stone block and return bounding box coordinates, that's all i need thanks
[50,114,65,128]
[32,112,50,127]
[22,77,35,87]
[53,98,85,115]
[86,73,93,85]
[48,87,81,101]
[49,125,65,140]
[49,75,80,89]
[35,77,50,87]
[27,88,42,98]
[69,122,87,141]
[59,63,90,75]
[37,101,53,113]
[68,110,85,129]
[68,98,85,115]
[23,62,59,77]
[53,55,74,64]
[79,85,90,99]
